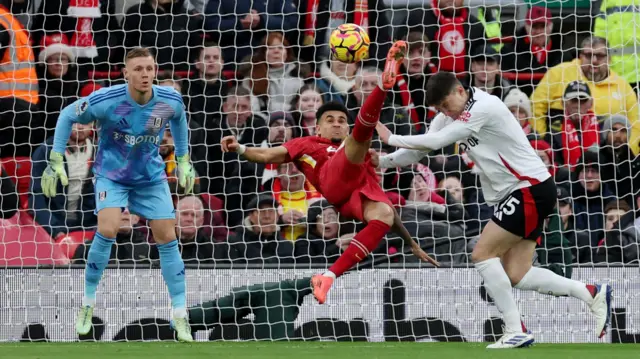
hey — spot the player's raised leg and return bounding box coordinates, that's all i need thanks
[471,221,534,349]
[343,40,407,163]
[312,199,394,304]
[503,240,612,338]
[76,206,121,336]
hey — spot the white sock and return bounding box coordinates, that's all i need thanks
[475,258,523,333]
[173,307,188,319]
[323,271,336,279]
[82,296,96,307]
[515,267,594,305]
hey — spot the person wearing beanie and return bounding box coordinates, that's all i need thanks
[503,88,532,134]
[571,151,616,250]
[599,114,640,207]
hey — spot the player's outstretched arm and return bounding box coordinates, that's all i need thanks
[221,136,288,164]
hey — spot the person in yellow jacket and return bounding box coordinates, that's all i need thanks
[0,3,41,157]
[594,0,640,91]
[531,36,640,154]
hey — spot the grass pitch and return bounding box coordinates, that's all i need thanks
[0,342,637,359]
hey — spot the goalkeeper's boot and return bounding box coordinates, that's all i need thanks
[170,316,194,343]
[311,274,334,304]
[589,284,612,338]
[381,40,407,90]
[486,328,535,349]
[75,305,94,335]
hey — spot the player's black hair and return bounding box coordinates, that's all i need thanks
[425,72,462,106]
[316,101,351,123]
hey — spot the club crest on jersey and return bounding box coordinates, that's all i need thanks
[154,117,163,128]
[75,101,88,116]
[457,111,471,123]
[99,191,107,201]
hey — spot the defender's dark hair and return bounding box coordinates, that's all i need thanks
[316,101,351,123]
[425,72,462,106]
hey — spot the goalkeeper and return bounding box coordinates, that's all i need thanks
[42,47,196,342]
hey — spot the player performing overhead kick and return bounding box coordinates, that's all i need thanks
[221,41,439,304]
[373,71,612,348]
[42,48,196,342]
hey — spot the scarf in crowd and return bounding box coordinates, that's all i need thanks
[432,0,467,73]
[67,0,100,58]
[303,0,369,46]
[396,63,438,132]
[525,36,552,65]
[562,110,599,168]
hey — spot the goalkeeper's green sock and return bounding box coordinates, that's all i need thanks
[158,240,187,318]
[83,232,115,307]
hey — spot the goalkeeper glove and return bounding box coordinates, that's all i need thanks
[176,154,196,194]
[42,151,69,198]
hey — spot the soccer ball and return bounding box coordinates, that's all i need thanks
[329,23,370,63]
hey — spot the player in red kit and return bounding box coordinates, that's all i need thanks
[221,41,438,304]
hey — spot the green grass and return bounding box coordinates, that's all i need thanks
[0,342,637,359]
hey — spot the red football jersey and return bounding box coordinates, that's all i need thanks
[282,137,340,190]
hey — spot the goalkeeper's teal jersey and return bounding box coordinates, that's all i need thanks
[53,84,189,185]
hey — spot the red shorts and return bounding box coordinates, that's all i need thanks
[319,148,391,222]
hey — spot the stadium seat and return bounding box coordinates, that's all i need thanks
[0,211,68,266]
[200,193,228,242]
[56,230,95,259]
[1,156,32,210]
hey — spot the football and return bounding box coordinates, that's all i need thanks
[329,23,370,63]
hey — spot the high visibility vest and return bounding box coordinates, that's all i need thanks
[478,7,503,52]
[594,0,640,84]
[0,7,38,104]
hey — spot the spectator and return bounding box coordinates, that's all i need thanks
[296,0,391,68]
[594,0,640,93]
[317,58,359,104]
[503,88,533,135]
[185,43,228,128]
[228,195,295,264]
[571,151,615,249]
[37,33,80,139]
[599,114,640,207]
[293,200,341,264]
[31,0,122,71]
[123,0,203,72]
[529,139,570,185]
[548,81,599,168]
[0,164,18,219]
[462,44,513,101]
[404,0,485,74]
[0,0,40,157]
[207,86,268,224]
[30,123,97,239]
[176,196,227,263]
[241,32,306,113]
[255,112,300,187]
[537,185,574,278]
[346,67,412,148]
[597,201,640,264]
[204,0,298,68]
[159,124,201,196]
[73,209,158,265]
[289,83,324,136]
[531,36,640,154]
[393,32,438,133]
[501,6,565,96]
[273,162,322,241]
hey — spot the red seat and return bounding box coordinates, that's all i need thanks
[56,230,95,259]
[1,156,32,210]
[0,210,69,266]
[200,193,228,242]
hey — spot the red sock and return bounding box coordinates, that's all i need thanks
[352,86,388,142]
[586,284,597,298]
[329,219,390,277]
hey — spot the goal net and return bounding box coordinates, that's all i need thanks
[1,0,639,344]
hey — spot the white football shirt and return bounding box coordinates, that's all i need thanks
[379,87,550,205]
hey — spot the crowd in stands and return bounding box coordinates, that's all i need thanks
[1,0,640,271]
